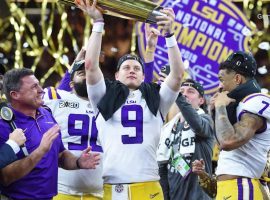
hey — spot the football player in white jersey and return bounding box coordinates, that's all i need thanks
[43,57,103,200]
[212,51,270,199]
[75,0,185,199]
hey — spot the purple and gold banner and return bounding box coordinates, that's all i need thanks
[136,0,254,94]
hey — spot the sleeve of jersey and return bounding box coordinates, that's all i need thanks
[159,83,179,118]
[241,94,270,120]
[43,87,62,113]
[43,87,62,101]
[57,70,72,91]
[0,122,11,146]
[86,78,106,113]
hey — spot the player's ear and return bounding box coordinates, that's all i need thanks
[115,71,119,80]
[69,81,74,89]
[10,91,19,100]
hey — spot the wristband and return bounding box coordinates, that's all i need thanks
[165,34,177,48]
[92,22,104,33]
[94,18,104,23]
[165,32,174,38]
[76,158,81,169]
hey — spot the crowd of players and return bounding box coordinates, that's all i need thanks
[0,0,270,199]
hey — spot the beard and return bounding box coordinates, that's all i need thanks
[73,79,88,98]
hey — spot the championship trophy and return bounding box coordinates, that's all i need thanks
[58,0,165,24]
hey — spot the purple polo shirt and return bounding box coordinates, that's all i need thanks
[0,106,65,200]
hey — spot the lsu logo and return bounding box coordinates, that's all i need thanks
[136,0,253,94]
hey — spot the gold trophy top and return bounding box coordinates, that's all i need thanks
[58,0,165,24]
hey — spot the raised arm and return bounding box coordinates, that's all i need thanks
[156,8,185,92]
[144,24,160,83]
[176,94,214,138]
[76,0,104,85]
[144,23,160,63]
[57,48,86,91]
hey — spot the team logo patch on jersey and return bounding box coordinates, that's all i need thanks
[59,100,79,109]
[115,184,124,193]
[86,110,94,114]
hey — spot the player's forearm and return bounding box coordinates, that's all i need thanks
[168,45,184,79]
[0,147,46,186]
[215,105,236,149]
[57,70,71,91]
[85,22,104,85]
[58,150,78,170]
[176,95,214,137]
[144,47,156,63]
[165,38,184,92]
[85,31,102,71]
[168,35,185,75]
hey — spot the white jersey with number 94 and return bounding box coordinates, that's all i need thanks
[43,87,103,197]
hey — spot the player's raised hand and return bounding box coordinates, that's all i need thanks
[145,23,160,51]
[144,24,160,63]
[75,0,104,22]
[76,146,100,169]
[156,7,175,36]
[214,91,236,107]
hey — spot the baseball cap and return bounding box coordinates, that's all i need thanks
[221,51,257,77]
[70,60,85,78]
[181,79,204,96]
[116,54,144,72]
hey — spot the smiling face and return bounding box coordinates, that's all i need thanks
[115,59,145,90]
[11,75,44,109]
